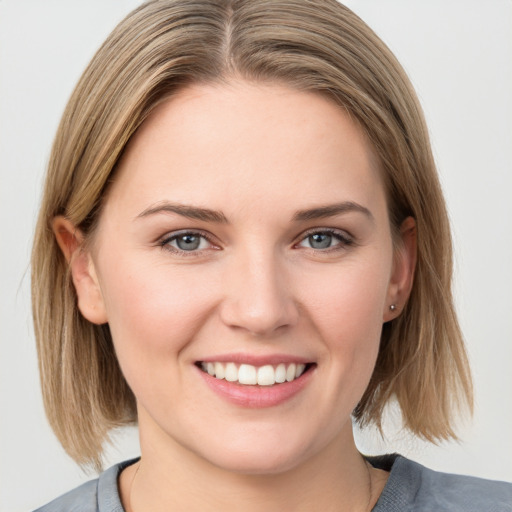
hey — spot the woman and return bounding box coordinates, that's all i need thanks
[30,1,511,510]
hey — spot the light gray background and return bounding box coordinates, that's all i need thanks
[1,1,511,511]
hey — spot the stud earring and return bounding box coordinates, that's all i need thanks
[389,304,397,312]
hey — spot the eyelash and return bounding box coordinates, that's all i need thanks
[158,229,218,256]
[296,228,354,252]
[157,228,354,256]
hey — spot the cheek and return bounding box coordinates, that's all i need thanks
[298,255,391,371]
[304,256,390,327]
[97,256,219,378]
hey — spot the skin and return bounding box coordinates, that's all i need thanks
[54,81,416,511]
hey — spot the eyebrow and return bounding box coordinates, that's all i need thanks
[292,201,374,222]
[136,201,228,223]
[136,200,373,224]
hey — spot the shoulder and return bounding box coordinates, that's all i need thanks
[371,454,512,512]
[410,458,512,512]
[32,459,138,512]
[33,477,99,512]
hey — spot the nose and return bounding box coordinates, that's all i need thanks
[219,249,299,336]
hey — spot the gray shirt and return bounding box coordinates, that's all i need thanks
[34,454,512,511]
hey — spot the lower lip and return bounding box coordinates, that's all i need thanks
[197,366,315,408]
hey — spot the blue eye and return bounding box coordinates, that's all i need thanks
[298,230,352,250]
[307,233,334,249]
[160,231,212,253]
[175,234,202,250]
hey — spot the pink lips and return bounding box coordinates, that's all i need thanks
[196,354,315,408]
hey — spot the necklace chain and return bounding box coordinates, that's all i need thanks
[364,459,374,512]
[127,461,141,512]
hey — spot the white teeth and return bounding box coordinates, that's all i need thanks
[214,362,225,379]
[238,364,257,385]
[275,363,286,383]
[257,365,275,386]
[286,363,296,382]
[200,361,309,386]
[225,362,238,382]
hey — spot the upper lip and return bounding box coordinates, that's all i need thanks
[197,353,314,366]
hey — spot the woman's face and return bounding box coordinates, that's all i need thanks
[77,81,411,474]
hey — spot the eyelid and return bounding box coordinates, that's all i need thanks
[155,226,355,255]
[294,227,355,250]
[298,226,353,240]
[157,229,220,254]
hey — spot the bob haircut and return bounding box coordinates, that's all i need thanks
[32,0,472,471]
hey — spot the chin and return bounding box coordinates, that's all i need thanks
[189,430,316,476]
[210,448,306,476]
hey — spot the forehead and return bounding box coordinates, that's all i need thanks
[106,80,386,221]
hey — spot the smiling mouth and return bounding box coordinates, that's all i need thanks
[197,361,315,386]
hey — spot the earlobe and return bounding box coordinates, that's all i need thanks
[383,216,417,322]
[52,216,108,325]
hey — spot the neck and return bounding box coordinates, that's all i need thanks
[121,420,384,512]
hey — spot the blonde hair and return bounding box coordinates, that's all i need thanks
[32,0,472,470]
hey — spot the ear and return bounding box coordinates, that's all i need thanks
[383,216,417,322]
[53,216,108,325]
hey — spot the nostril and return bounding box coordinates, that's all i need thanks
[219,301,299,336]
[218,265,299,335]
